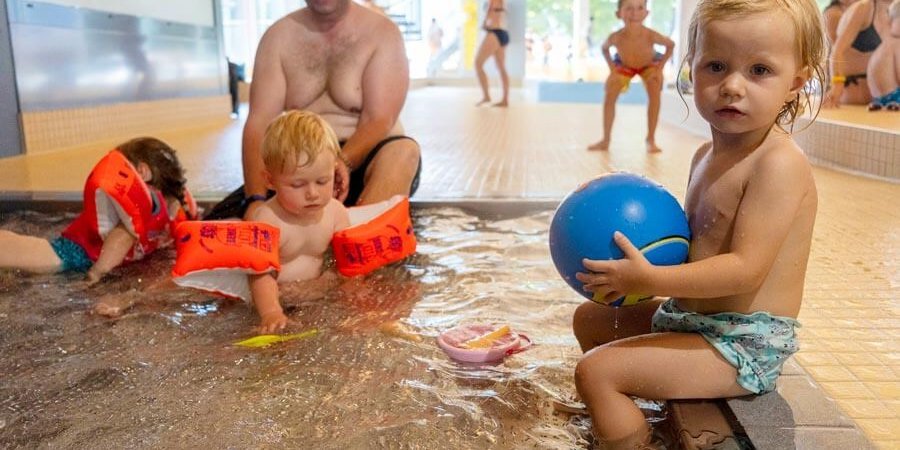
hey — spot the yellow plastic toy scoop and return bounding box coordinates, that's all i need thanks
[233,329,319,348]
[461,325,511,349]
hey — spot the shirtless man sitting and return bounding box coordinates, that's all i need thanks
[206,0,422,220]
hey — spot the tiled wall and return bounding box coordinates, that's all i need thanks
[21,95,231,155]
[794,118,899,181]
[662,90,899,182]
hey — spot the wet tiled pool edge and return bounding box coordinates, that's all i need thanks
[0,197,875,449]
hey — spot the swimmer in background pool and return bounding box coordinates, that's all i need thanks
[475,0,510,107]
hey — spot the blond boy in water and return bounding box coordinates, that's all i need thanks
[249,111,351,333]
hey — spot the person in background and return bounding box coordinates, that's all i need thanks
[824,0,862,45]
[475,0,510,107]
[204,0,421,221]
[866,0,900,110]
[227,58,245,117]
[823,0,892,106]
[587,0,674,153]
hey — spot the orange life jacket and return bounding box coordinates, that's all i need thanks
[333,195,417,276]
[171,221,280,301]
[61,150,171,262]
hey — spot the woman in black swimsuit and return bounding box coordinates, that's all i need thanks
[474,0,510,107]
[824,0,891,106]
[824,0,861,45]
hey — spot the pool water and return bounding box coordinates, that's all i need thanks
[0,207,672,449]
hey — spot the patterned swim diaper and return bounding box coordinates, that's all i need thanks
[50,236,93,273]
[651,299,800,394]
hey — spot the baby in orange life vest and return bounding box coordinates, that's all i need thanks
[0,137,194,286]
[248,111,351,333]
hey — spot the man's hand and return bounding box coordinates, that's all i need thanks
[333,159,351,203]
[574,232,653,305]
[257,310,289,334]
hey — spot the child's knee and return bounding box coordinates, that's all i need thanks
[575,349,618,391]
[643,76,663,92]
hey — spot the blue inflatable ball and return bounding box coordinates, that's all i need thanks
[549,172,691,306]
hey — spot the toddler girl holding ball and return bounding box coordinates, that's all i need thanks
[570,0,825,446]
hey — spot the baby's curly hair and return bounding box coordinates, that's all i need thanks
[117,137,188,207]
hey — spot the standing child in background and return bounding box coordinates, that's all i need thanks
[572,0,824,447]
[588,0,674,153]
[0,137,192,285]
[248,111,351,333]
[866,0,900,110]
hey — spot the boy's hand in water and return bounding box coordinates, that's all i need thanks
[257,310,290,334]
[84,267,108,287]
[575,231,653,304]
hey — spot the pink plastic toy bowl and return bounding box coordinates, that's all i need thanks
[437,324,532,363]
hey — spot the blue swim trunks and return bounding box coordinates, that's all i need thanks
[651,299,800,394]
[50,236,93,273]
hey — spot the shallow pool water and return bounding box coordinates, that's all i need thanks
[0,207,670,449]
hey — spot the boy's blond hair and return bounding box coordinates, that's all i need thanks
[618,0,647,10]
[262,110,341,174]
[681,0,826,127]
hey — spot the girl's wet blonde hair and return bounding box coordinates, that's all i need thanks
[680,0,826,127]
[262,110,341,174]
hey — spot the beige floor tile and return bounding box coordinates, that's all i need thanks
[815,339,867,353]
[834,352,886,366]
[873,440,900,450]
[804,365,858,382]
[837,399,896,419]
[859,341,898,353]
[794,352,840,366]
[857,419,900,441]
[866,383,900,400]
[849,366,899,382]
[820,381,875,400]
[886,400,900,416]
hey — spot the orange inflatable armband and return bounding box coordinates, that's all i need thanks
[332,195,416,277]
[172,221,280,301]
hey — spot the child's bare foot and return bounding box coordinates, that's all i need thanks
[476,98,491,106]
[646,140,662,153]
[92,293,135,318]
[587,140,609,151]
[492,100,508,108]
